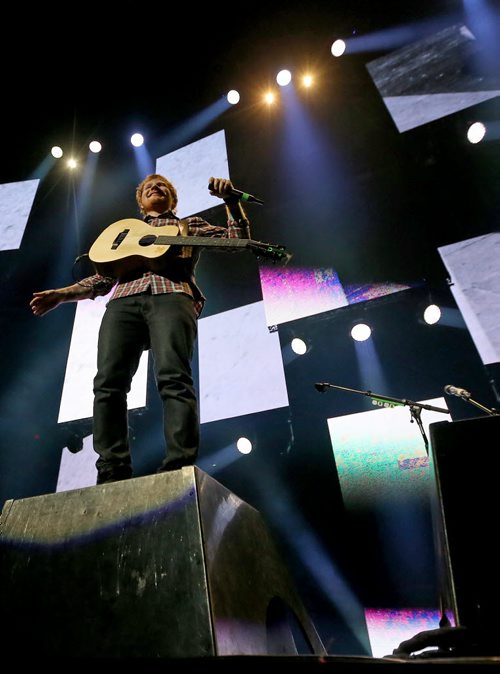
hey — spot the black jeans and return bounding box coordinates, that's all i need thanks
[93,291,199,482]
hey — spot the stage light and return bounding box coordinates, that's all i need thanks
[467,121,486,144]
[51,146,63,159]
[131,133,144,147]
[331,39,346,57]
[237,437,252,454]
[89,140,102,153]
[351,323,371,342]
[227,89,240,104]
[264,91,276,105]
[66,158,78,170]
[291,338,307,355]
[276,69,292,86]
[302,74,314,88]
[423,303,441,325]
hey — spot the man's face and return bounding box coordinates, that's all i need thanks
[141,178,173,214]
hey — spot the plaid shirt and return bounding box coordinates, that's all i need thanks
[82,212,250,317]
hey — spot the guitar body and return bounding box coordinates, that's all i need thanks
[88,218,290,277]
[89,219,180,276]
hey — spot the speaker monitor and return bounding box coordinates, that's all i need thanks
[429,414,500,648]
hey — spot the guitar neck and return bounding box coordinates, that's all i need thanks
[155,235,252,249]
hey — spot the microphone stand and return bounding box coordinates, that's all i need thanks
[315,381,452,635]
[314,382,450,455]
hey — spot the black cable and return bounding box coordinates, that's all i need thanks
[71,253,92,286]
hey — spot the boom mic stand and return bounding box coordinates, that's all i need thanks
[314,381,450,455]
[314,381,456,653]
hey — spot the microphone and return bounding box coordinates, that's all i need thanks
[314,383,327,392]
[208,180,264,205]
[444,384,471,399]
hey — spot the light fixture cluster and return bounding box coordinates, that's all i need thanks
[226,68,317,107]
[50,140,103,169]
[50,35,490,167]
[50,133,148,170]
[222,41,491,140]
[225,38,347,106]
[288,301,443,352]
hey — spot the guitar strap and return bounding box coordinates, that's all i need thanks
[178,219,189,237]
[175,218,194,260]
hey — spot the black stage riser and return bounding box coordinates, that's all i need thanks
[0,466,325,658]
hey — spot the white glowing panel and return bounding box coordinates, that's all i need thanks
[258,266,348,327]
[439,233,500,365]
[198,300,289,423]
[56,434,97,492]
[257,265,414,328]
[366,24,500,133]
[0,178,39,251]
[58,292,149,423]
[327,398,449,509]
[156,130,229,218]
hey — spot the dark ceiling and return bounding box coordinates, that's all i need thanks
[2,0,486,182]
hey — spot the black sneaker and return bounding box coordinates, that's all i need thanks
[156,458,195,473]
[96,466,133,484]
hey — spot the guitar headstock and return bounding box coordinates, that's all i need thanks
[249,241,292,264]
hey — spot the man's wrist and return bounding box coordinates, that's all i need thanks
[223,196,241,206]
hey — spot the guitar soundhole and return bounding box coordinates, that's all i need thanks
[139,235,157,247]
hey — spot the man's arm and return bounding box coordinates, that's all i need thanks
[224,198,248,223]
[225,198,251,239]
[30,283,94,316]
[30,275,116,317]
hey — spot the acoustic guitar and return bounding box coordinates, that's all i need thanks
[88,218,290,277]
